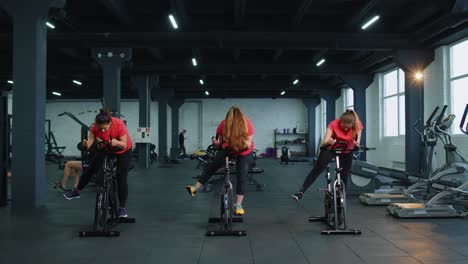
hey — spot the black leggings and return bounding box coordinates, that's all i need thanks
[198,150,252,195]
[77,149,132,207]
[299,150,353,194]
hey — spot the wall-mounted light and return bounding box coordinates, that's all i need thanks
[415,72,424,80]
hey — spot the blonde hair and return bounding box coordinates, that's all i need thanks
[340,109,362,139]
[223,106,248,152]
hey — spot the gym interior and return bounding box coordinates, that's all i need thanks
[1,0,468,263]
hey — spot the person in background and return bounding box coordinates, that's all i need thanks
[179,129,187,157]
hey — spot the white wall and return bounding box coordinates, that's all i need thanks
[181,98,308,155]
[46,98,308,157]
[46,100,163,156]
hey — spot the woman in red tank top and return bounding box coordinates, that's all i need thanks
[186,106,254,216]
[292,110,363,201]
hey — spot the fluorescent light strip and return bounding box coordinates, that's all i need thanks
[199,79,204,85]
[46,22,55,29]
[316,59,326,67]
[361,15,380,30]
[192,58,197,66]
[52,92,61,96]
[7,80,13,84]
[168,14,178,29]
[293,79,299,85]
[72,80,82,85]
[280,91,286,95]
[205,91,209,96]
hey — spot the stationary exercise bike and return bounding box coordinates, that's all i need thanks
[79,139,135,237]
[309,141,361,235]
[206,151,246,236]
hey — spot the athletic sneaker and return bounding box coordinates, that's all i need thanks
[63,189,80,200]
[186,186,197,197]
[234,203,245,215]
[118,207,128,218]
[292,192,303,201]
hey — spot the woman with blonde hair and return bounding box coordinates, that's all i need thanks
[292,109,363,201]
[186,106,254,215]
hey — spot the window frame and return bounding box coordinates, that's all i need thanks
[448,37,468,135]
[382,68,406,137]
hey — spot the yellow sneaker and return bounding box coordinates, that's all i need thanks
[234,204,245,215]
[186,186,196,197]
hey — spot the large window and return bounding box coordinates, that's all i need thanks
[382,69,405,137]
[450,39,468,134]
[344,88,354,110]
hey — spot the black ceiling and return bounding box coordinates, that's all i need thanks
[0,0,467,99]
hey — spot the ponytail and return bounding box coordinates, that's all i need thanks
[340,109,361,139]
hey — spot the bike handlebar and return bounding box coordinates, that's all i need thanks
[460,104,468,135]
[436,105,448,125]
[426,106,440,126]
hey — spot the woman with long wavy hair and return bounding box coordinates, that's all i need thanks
[186,106,254,215]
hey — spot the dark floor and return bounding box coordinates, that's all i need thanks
[2,159,468,264]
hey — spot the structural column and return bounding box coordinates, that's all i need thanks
[132,74,156,168]
[1,0,66,209]
[302,97,321,157]
[0,91,8,206]
[168,98,184,161]
[92,48,132,114]
[340,74,373,160]
[320,89,340,125]
[154,87,173,161]
[394,49,434,175]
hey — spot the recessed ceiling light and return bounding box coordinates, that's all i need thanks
[168,14,178,29]
[361,15,380,30]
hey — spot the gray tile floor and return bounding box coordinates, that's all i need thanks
[2,159,468,264]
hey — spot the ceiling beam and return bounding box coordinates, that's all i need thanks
[234,0,247,26]
[99,0,133,27]
[40,63,363,75]
[233,48,240,62]
[292,0,314,28]
[36,32,416,50]
[345,0,380,31]
[147,48,163,61]
[132,63,363,75]
[170,0,189,25]
[272,49,284,61]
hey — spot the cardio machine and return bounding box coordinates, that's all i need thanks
[358,106,443,205]
[387,105,468,218]
[206,152,246,236]
[79,140,135,237]
[309,141,361,235]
